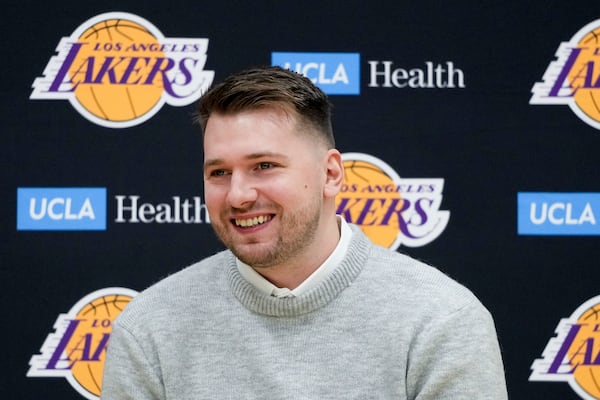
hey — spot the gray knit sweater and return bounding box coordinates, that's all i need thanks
[101,226,507,399]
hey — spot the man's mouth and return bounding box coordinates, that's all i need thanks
[234,215,272,228]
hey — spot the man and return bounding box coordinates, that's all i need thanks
[101,66,508,399]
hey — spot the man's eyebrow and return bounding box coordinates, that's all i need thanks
[203,158,224,169]
[245,152,289,161]
[203,152,289,169]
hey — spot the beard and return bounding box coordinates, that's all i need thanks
[211,196,323,269]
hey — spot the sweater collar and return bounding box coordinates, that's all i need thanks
[236,217,354,298]
[226,224,371,317]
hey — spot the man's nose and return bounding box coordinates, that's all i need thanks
[226,172,258,208]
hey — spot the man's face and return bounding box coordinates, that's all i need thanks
[203,107,330,270]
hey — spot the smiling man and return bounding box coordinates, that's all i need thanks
[101,66,508,399]
[203,107,342,289]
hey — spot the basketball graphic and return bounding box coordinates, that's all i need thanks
[27,287,138,400]
[571,301,600,399]
[340,158,403,248]
[530,19,600,130]
[69,293,135,397]
[337,153,449,249]
[580,303,600,322]
[569,26,600,125]
[71,19,166,123]
[530,295,600,400]
[30,12,214,128]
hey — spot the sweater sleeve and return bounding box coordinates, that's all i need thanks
[100,320,165,400]
[405,299,508,400]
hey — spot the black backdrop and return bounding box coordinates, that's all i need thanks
[3,1,600,399]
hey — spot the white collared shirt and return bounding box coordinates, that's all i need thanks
[236,216,353,297]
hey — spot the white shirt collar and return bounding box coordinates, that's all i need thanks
[237,216,353,298]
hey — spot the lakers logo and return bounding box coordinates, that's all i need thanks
[530,19,600,130]
[336,153,449,249]
[530,295,600,399]
[27,287,138,400]
[31,12,214,128]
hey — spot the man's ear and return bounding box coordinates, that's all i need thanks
[323,149,344,199]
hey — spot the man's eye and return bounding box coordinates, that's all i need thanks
[258,162,273,170]
[210,169,227,177]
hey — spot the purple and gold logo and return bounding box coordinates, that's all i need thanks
[27,288,138,399]
[31,12,214,128]
[336,152,449,249]
[530,19,600,130]
[530,295,600,399]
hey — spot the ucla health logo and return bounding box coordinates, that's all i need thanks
[530,19,600,130]
[17,187,107,231]
[31,12,214,128]
[27,287,138,400]
[272,52,360,95]
[336,153,449,248]
[517,192,599,235]
[530,295,600,400]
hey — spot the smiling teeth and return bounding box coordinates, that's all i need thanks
[235,215,271,227]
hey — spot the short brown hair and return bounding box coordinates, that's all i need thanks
[196,66,335,147]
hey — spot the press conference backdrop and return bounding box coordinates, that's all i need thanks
[3,1,600,399]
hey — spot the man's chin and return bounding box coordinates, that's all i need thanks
[231,244,277,269]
